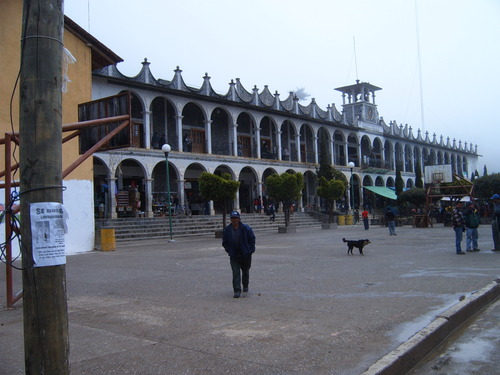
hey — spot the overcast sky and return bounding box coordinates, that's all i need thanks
[64,0,499,175]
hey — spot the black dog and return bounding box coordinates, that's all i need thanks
[343,238,371,255]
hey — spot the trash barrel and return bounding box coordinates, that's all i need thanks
[100,228,116,251]
[338,215,345,226]
[345,215,353,225]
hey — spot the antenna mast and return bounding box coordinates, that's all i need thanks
[353,36,359,81]
[415,0,425,132]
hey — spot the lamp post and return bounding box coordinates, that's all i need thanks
[162,144,174,241]
[348,161,355,213]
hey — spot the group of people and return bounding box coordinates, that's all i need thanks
[220,194,500,298]
[451,194,499,254]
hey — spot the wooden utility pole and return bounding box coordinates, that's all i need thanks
[19,1,69,374]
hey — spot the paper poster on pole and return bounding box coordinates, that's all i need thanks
[30,202,68,267]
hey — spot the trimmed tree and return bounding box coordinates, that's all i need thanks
[398,188,426,209]
[199,172,240,229]
[415,160,424,188]
[395,165,404,199]
[265,172,304,227]
[317,177,345,217]
[473,173,500,199]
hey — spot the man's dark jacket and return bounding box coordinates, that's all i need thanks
[222,222,256,258]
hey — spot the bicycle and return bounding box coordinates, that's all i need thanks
[175,204,192,217]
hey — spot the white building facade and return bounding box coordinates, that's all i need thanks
[89,59,479,219]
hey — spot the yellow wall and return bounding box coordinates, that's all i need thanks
[0,0,93,182]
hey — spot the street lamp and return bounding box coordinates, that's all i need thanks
[162,143,174,241]
[348,161,355,213]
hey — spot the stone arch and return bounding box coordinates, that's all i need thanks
[115,158,147,216]
[405,144,413,172]
[384,140,394,169]
[210,107,232,156]
[151,158,181,216]
[182,102,207,153]
[130,92,146,148]
[184,162,208,214]
[280,120,297,161]
[237,112,257,158]
[303,170,317,210]
[318,127,331,164]
[372,137,383,168]
[238,166,259,213]
[260,116,278,160]
[406,178,414,188]
[437,150,443,165]
[299,123,315,163]
[334,130,346,166]
[375,176,384,186]
[386,177,395,188]
[150,96,177,150]
[360,135,371,168]
[394,142,404,170]
[347,133,359,166]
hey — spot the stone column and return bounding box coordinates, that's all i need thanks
[175,115,183,151]
[232,122,238,156]
[143,110,151,149]
[143,178,153,217]
[106,177,118,219]
[204,119,212,154]
[295,133,301,162]
[256,127,261,158]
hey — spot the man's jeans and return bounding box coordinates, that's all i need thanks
[230,255,252,292]
[466,227,478,250]
[454,226,464,253]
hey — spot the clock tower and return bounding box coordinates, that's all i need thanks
[335,80,381,125]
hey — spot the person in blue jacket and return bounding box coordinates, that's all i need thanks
[222,211,256,298]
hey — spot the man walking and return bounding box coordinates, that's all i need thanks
[385,208,397,236]
[451,201,466,254]
[222,211,256,298]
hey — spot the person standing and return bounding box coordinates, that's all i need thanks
[222,211,256,298]
[451,201,466,254]
[463,202,480,252]
[385,208,397,236]
[491,194,500,251]
[361,208,369,230]
[268,203,275,222]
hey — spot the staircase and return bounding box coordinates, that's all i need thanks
[95,212,324,242]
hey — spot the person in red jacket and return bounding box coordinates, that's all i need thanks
[361,209,369,230]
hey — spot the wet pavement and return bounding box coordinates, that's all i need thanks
[408,298,500,375]
[1,222,499,375]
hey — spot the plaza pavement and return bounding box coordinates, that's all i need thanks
[1,222,499,375]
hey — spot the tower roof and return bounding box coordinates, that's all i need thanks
[335,80,381,95]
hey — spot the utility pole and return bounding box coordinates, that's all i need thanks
[19,1,69,374]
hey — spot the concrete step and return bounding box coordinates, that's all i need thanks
[96,212,323,241]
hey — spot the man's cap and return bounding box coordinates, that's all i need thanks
[230,211,240,218]
[491,194,500,200]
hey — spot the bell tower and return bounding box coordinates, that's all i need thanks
[335,80,381,125]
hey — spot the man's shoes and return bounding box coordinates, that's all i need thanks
[457,251,466,255]
[492,249,500,252]
[473,249,480,252]
[233,291,241,298]
[243,287,249,293]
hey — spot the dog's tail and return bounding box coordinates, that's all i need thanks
[342,238,347,243]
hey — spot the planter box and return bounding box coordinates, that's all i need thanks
[278,225,296,233]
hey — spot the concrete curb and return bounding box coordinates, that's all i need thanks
[361,279,500,375]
